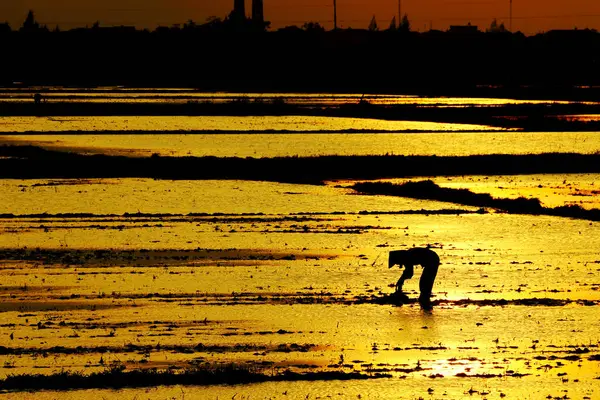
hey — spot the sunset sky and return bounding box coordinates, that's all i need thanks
[1,0,599,34]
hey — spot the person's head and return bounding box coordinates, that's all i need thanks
[388,250,407,268]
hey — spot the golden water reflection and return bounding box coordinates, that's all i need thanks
[2,131,599,158]
[0,116,501,133]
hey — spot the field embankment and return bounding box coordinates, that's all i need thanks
[353,180,600,221]
[2,146,600,183]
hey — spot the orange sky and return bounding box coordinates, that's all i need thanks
[1,0,599,34]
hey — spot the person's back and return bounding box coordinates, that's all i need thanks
[403,247,439,267]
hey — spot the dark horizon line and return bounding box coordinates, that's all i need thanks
[2,10,600,35]
[3,10,599,37]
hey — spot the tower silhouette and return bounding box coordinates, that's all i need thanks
[333,0,337,30]
[252,0,264,26]
[232,0,245,21]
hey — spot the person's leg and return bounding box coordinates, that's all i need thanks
[418,262,439,301]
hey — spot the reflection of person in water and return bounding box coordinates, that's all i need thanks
[389,247,439,305]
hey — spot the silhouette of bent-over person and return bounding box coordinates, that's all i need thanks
[389,247,439,306]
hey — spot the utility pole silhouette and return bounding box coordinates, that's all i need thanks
[398,0,401,25]
[333,0,338,30]
[509,0,513,31]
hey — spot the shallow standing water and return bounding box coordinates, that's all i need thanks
[0,107,599,398]
[1,130,600,158]
[0,175,599,399]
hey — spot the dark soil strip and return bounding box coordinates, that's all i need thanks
[369,293,599,307]
[12,291,596,307]
[352,180,600,221]
[0,365,389,392]
[0,343,315,357]
[0,209,482,220]
[2,146,600,183]
[0,248,326,266]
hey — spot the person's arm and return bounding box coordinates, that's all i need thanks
[396,264,414,292]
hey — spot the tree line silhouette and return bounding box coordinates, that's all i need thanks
[1,11,599,92]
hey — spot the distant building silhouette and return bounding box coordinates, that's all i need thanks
[0,22,11,34]
[252,0,264,26]
[546,29,599,39]
[3,11,600,92]
[448,23,479,34]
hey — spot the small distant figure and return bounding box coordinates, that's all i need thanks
[33,93,43,105]
[389,247,440,308]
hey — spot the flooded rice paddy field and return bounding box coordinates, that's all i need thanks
[0,116,502,134]
[1,176,599,399]
[2,129,600,158]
